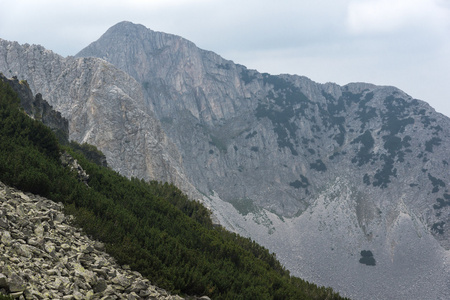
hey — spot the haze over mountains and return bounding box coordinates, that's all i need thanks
[1,21,449,299]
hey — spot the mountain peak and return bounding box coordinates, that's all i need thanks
[76,21,190,57]
[104,20,151,36]
[4,23,450,300]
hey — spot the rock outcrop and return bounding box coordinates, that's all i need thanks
[60,151,90,186]
[0,180,184,300]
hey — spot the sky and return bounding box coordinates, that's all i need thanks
[1,0,449,117]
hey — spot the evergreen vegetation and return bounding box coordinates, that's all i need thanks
[0,79,348,299]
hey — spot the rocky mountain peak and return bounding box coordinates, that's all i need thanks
[73,22,450,299]
[2,22,449,299]
[76,21,247,125]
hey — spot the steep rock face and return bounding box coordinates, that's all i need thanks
[0,39,200,200]
[76,22,450,240]
[77,21,253,125]
[75,22,450,299]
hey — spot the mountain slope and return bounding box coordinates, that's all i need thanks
[75,22,450,300]
[0,76,346,299]
[1,22,449,299]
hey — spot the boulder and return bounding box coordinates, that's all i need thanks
[8,273,26,292]
[0,273,7,288]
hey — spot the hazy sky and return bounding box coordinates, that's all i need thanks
[1,0,449,117]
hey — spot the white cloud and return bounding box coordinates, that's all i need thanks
[347,0,448,35]
[0,0,449,117]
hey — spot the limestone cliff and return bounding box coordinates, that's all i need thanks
[77,21,450,241]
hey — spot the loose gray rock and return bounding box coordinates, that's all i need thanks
[0,181,185,299]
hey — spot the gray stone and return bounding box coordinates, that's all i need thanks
[81,244,94,254]
[8,273,26,292]
[1,231,13,246]
[44,242,56,256]
[127,292,139,300]
[13,243,32,258]
[54,213,65,223]
[92,268,107,279]
[93,241,105,251]
[138,289,151,297]
[0,273,7,288]
[8,291,24,298]
[111,274,131,289]
[72,290,84,300]
[26,237,40,246]
[130,280,148,292]
[93,279,107,293]
[0,218,9,229]
[60,243,71,251]
[34,225,45,238]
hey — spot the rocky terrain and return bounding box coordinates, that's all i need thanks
[1,22,449,299]
[0,180,187,300]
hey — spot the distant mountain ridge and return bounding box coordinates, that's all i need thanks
[1,21,449,299]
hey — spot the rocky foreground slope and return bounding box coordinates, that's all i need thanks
[0,180,187,300]
[1,22,449,299]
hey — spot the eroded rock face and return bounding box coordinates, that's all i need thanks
[0,180,184,300]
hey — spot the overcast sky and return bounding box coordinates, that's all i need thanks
[1,0,449,117]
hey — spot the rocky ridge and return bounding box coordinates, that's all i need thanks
[0,180,186,300]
